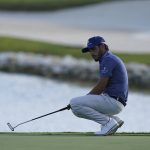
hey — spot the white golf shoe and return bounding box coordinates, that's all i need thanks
[95,118,119,136]
[112,116,124,128]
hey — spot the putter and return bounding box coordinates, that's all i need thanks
[7,104,71,131]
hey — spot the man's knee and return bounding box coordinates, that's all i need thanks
[70,97,84,117]
[70,97,81,107]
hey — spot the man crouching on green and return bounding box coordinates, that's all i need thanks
[70,36,128,136]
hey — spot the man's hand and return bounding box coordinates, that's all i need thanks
[88,77,109,95]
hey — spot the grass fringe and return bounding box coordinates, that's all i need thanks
[1,132,150,136]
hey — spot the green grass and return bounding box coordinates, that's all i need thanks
[0,0,109,11]
[0,133,150,150]
[0,36,91,59]
[114,53,150,65]
[0,36,150,65]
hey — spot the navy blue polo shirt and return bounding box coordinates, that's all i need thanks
[99,51,128,102]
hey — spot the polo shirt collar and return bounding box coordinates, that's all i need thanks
[99,50,110,63]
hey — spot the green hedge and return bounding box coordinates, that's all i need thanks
[0,36,91,59]
[0,36,150,65]
[0,0,107,11]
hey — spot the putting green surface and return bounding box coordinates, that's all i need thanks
[0,133,150,150]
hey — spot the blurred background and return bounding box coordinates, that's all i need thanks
[0,0,150,133]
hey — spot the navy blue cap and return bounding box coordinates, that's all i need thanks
[82,36,105,53]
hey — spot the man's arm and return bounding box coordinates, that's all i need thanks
[88,77,109,95]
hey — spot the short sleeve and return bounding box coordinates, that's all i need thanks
[100,58,116,77]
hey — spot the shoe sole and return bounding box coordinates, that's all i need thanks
[108,121,124,135]
[103,121,124,136]
[95,124,119,136]
[95,121,124,136]
[106,124,119,135]
[118,121,124,128]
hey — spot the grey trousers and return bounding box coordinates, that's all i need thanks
[70,94,124,125]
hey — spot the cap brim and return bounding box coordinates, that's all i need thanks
[81,48,89,53]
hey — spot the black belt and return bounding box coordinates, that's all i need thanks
[110,96,126,107]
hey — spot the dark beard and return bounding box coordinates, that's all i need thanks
[92,55,100,62]
[94,58,99,62]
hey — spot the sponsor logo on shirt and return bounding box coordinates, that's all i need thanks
[101,67,108,74]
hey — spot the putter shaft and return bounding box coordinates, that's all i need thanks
[7,105,71,131]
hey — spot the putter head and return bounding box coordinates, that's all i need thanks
[7,123,14,131]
